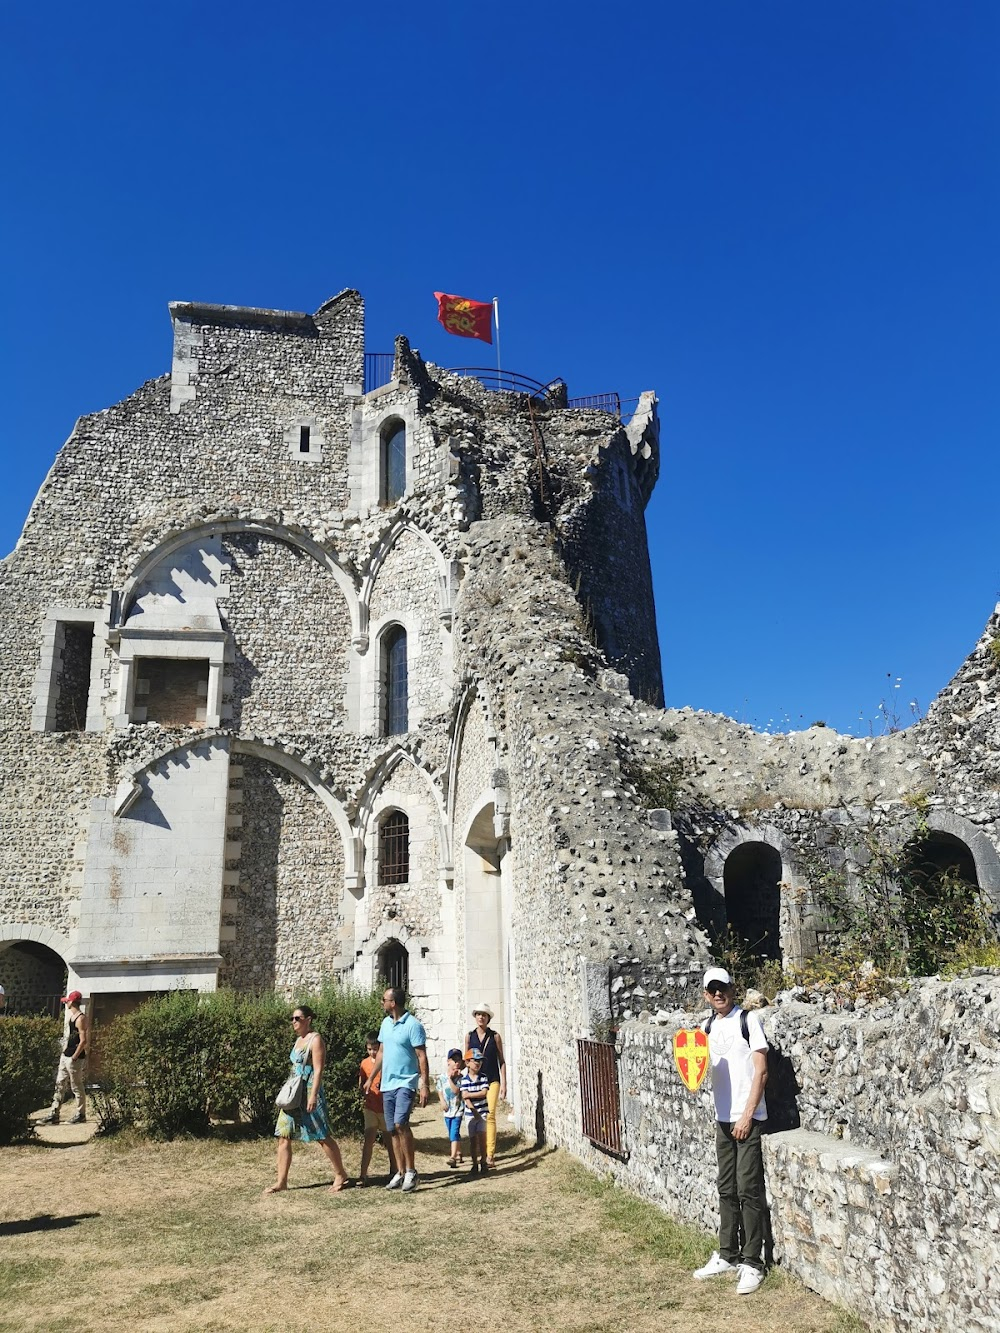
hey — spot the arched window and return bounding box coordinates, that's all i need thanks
[379,810,410,885]
[377,939,409,994]
[382,626,408,736]
[380,420,406,505]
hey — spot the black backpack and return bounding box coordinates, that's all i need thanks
[703,1008,751,1043]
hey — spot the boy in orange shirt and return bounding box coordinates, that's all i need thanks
[359,1031,397,1186]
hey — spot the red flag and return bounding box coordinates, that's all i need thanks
[434,291,493,344]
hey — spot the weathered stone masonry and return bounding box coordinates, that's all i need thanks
[2,289,999,1331]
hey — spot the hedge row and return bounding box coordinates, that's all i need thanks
[0,1016,61,1145]
[92,987,385,1139]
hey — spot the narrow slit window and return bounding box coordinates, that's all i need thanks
[299,426,311,453]
[383,626,408,736]
[54,622,95,731]
[381,422,406,504]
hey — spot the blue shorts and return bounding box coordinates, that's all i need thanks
[382,1086,416,1132]
[445,1114,463,1143]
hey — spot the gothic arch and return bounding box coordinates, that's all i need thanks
[358,518,455,640]
[119,518,360,637]
[356,747,448,862]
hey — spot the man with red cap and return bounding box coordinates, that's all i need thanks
[42,990,89,1125]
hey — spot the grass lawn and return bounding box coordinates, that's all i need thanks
[0,1107,865,1332]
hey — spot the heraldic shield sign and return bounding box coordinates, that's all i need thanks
[673,1028,709,1092]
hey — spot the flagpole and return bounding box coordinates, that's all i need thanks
[493,297,501,388]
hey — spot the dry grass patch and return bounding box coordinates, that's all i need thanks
[0,1109,864,1332]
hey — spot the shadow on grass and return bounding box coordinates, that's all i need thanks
[0,1213,100,1237]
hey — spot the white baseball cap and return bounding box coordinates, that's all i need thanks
[703,967,732,989]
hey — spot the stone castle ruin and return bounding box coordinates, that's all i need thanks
[2,291,998,1330]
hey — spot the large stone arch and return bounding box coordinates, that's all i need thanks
[115,520,360,734]
[226,741,355,994]
[119,518,359,635]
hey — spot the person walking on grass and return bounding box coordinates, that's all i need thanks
[467,1002,506,1168]
[364,987,429,1193]
[359,1030,396,1186]
[692,967,769,1296]
[438,1048,465,1168]
[41,990,89,1124]
[264,1005,349,1196]
[460,1048,490,1175]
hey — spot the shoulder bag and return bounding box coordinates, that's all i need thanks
[275,1034,314,1112]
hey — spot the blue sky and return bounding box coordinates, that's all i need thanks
[2,2,997,734]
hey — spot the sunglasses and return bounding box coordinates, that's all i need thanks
[291,1015,305,1023]
[706,986,728,997]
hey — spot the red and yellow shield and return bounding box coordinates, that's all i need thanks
[673,1027,709,1092]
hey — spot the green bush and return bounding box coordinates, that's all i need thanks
[92,986,385,1140]
[0,1016,61,1145]
[305,985,387,1135]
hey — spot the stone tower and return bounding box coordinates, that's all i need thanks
[0,292,699,1126]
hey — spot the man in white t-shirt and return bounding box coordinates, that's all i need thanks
[692,966,769,1296]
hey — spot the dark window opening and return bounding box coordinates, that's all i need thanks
[137,658,209,726]
[54,622,95,731]
[724,842,782,962]
[381,422,406,505]
[299,426,311,453]
[379,810,410,885]
[377,940,409,994]
[382,626,408,736]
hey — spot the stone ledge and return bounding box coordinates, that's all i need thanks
[764,1127,897,1186]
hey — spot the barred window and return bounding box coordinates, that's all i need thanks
[379,810,410,885]
[382,626,408,736]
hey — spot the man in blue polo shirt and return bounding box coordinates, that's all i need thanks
[363,986,429,1193]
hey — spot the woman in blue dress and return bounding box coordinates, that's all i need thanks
[264,1005,349,1194]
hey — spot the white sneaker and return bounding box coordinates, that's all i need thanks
[736,1264,764,1295]
[693,1252,737,1280]
[401,1169,418,1193]
[385,1171,404,1190]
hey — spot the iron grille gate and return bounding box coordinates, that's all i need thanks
[577,1038,626,1159]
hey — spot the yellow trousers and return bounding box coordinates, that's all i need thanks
[486,1080,501,1160]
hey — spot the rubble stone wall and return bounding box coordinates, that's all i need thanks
[226,754,346,994]
[608,975,1000,1332]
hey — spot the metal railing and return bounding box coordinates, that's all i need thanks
[577,1038,626,1158]
[364,352,636,419]
[444,367,563,399]
[566,392,621,415]
[364,352,396,394]
[2,993,63,1018]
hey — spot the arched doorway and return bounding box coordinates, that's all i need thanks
[0,941,68,1016]
[723,842,782,962]
[377,938,409,994]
